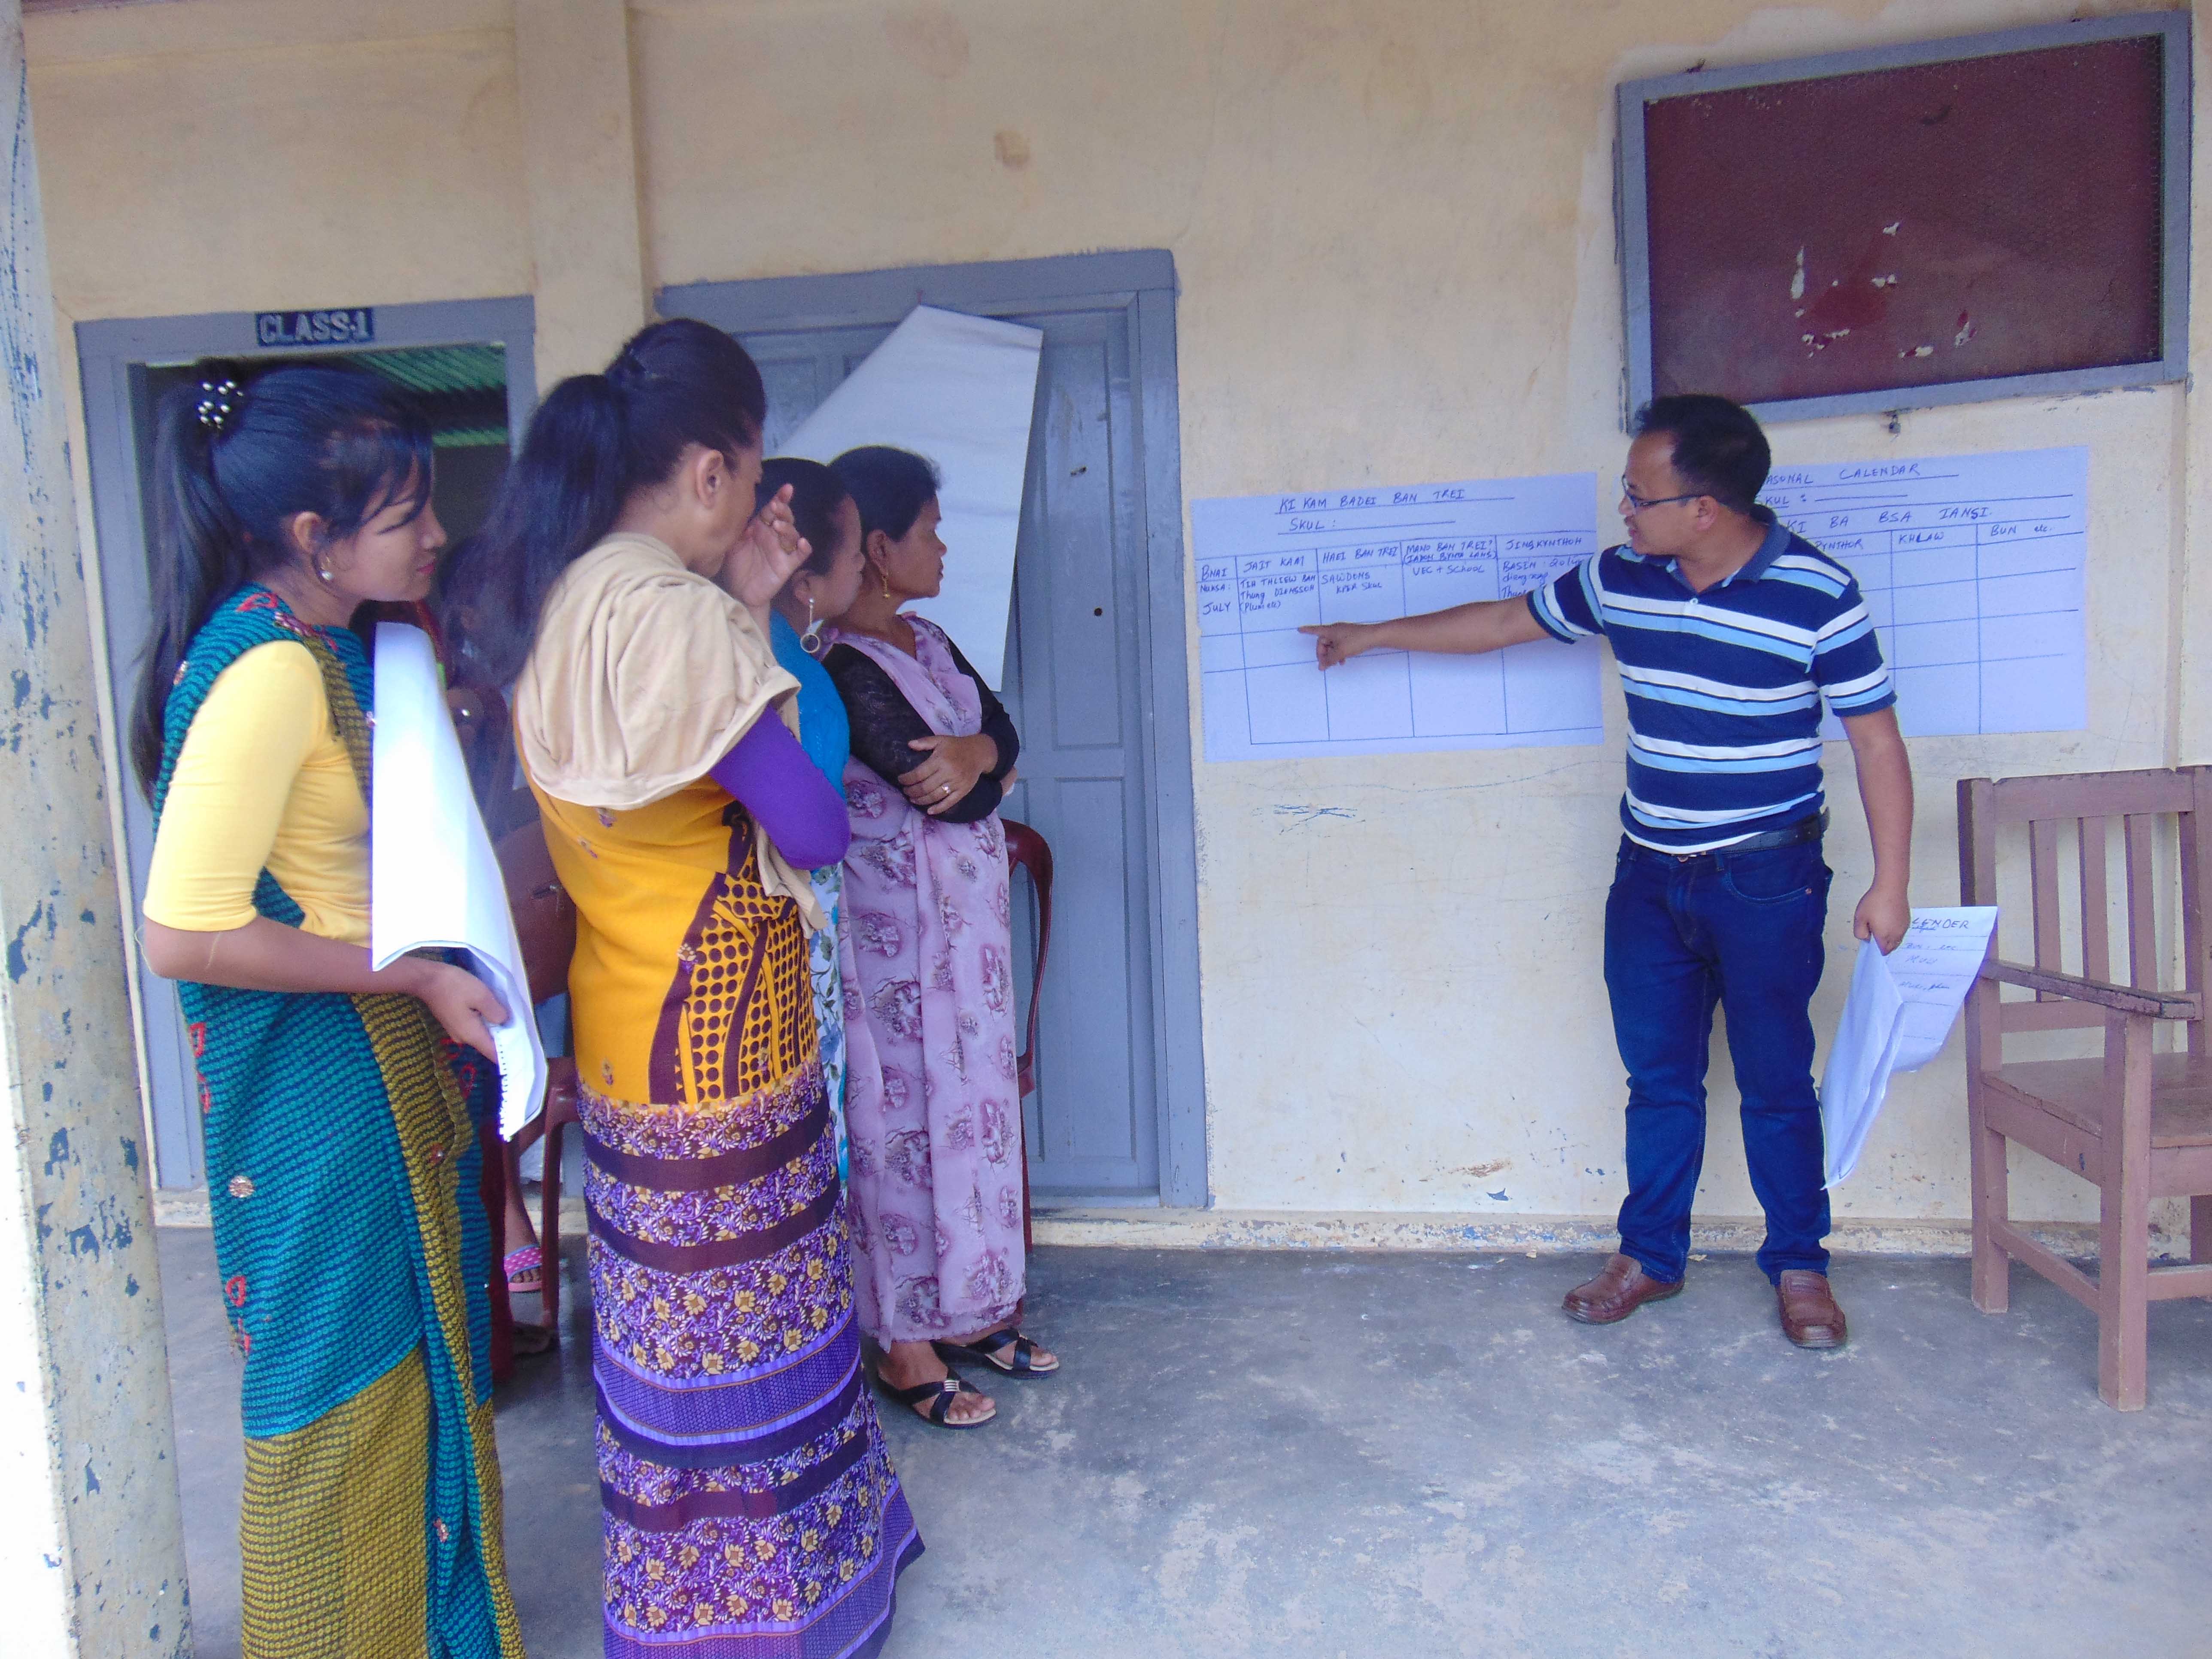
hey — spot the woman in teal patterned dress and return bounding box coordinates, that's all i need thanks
[133,365,521,1658]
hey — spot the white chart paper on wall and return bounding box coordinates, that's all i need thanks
[1759,447,2087,738]
[1194,473,1605,762]
[781,305,1042,689]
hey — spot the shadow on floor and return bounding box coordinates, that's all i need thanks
[160,1229,2212,1658]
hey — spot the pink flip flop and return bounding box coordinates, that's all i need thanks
[503,1245,544,1291]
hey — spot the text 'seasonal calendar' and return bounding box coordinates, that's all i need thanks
[1761,446,2088,738]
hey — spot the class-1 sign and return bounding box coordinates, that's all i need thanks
[254,307,374,347]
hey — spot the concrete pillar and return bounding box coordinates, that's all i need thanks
[0,2,189,1653]
[514,0,653,387]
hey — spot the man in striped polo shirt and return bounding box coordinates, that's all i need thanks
[1302,394,1913,1349]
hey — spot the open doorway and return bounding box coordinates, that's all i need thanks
[138,344,514,547]
[76,295,536,1195]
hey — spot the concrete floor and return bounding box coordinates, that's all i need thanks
[158,1227,2212,1659]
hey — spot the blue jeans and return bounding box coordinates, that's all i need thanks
[1603,834,1833,1285]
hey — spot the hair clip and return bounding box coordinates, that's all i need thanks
[195,378,242,434]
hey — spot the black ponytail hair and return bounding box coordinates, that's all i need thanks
[828,446,942,546]
[443,317,768,687]
[757,457,853,580]
[130,362,434,794]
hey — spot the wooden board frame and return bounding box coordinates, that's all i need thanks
[1616,12,2191,425]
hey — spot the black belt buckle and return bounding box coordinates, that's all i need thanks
[1673,810,1827,863]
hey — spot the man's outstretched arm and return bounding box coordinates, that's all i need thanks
[1841,705,1913,953]
[1301,594,1551,668]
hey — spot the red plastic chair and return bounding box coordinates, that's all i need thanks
[1001,820,1054,1246]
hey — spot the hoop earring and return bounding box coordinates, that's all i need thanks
[800,595,823,655]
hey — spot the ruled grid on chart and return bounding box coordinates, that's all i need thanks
[1191,473,1606,763]
[1758,446,2087,738]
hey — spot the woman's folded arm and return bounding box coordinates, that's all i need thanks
[943,635,1019,781]
[823,642,1008,821]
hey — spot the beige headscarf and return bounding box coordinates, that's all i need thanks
[513,533,825,931]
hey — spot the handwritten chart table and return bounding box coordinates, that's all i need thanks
[1193,473,1604,762]
[1759,446,2087,737]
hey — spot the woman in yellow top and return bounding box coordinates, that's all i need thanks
[444,319,920,1658]
[132,364,521,1658]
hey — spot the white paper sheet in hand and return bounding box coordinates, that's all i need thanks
[370,623,547,1138]
[1820,906,1998,1186]
[779,305,1042,688]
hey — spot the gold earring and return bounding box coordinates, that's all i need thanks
[880,570,893,601]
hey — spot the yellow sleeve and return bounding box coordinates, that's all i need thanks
[143,642,329,933]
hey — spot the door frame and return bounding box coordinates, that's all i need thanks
[76,295,538,1190]
[660,251,1209,1208]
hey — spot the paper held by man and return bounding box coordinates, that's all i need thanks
[369,623,547,1137]
[1820,907,2000,1187]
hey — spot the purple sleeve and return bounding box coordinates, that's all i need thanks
[707,715,852,870]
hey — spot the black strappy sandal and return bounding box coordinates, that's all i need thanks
[873,1370,996,1428]
[933,1328,1059,1377]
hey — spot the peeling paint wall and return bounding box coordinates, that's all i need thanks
[0,2,187,1653]
[18,0,2208,1237]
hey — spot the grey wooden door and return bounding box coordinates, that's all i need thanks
[740,304,1162,1200]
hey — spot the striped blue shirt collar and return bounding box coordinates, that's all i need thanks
[1620,506,1790,592]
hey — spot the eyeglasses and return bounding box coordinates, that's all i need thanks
[1619,476,1705,514]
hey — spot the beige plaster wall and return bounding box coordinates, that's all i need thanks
[27,0,531,319]
[22,0,2204,1231]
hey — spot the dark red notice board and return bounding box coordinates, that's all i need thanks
[1618,16,2188,420]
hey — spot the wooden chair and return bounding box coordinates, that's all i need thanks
[1958,766,2212,1409]
[1002,820,1055,1248]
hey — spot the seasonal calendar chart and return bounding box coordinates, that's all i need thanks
[1193,473,1604,762]
[1759,447,2088,738]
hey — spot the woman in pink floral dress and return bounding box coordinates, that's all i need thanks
[822,447,1058,1429]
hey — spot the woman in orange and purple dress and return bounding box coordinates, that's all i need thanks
[448,319,918,1658]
